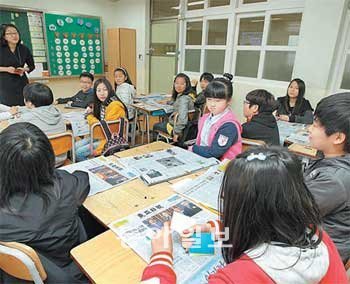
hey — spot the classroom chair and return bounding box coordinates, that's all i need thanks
[156,108,201,145]
[48,131,75,164]
[90,119,129,156]
[0,241,47,284]
[241,138,266,152]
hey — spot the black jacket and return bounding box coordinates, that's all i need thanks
[277,96,313,124]
[242,112,280,146]
[0,170,90,282]
[57,89,94,108]
[304,154,350,263]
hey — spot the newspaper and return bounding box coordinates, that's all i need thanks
[63,111,89,137]
[61,156,138,196]
[109,194,224,283]
[117,146,219,185]
[134,94,174,114]
[173,164,225,211]
[277,120,308,145]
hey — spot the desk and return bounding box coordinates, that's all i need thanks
[131,94,172,145]
[72,141,201,283]
[55,103,85,114]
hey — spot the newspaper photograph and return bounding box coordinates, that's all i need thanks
[173,164,224,211]
[117,146,219,185]
[109,194,223,283]
[61,156,138,196]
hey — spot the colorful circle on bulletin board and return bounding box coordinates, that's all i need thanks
[57,58,63,64]
[81,46,86,52]
[88,39,93,45]
[63,38,69,44]
[89,52,94,57]
[85,22,92,28]
[63,46,69,51]
[77,18,84,26]
[49,24,56,31]
[66,70,72,75]
[73,58,79,64]
[65,17,73,24]
[55,38,61,44]
[58,70,64,76]
[80,58,86,63]
[65,58,71,63]
[71,39,77,45]
[73,52,79,57]
[56,52,62,57]
[57,19,64,27]
[56,46,61,51]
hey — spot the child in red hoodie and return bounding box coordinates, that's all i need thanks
[141,147,347,283]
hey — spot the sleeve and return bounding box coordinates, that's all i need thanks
[24,46,35,73]
[0,111,12,121]
[104,102,126,121]
[192,123,238,159]
[241,121,253,139]
[141,252,176,284]
[173,97,191,135]
[71,100,87,108]
[86,114,99,126]
[70,170,90,205]
[304,170,347,217]
[57,97,73,104]
[116,85,134,106]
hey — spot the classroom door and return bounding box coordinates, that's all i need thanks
[149,20,179,94]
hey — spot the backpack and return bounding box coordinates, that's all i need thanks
[100,118,129,157]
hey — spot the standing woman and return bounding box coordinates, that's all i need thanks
[0,24,35,106]
[276,78,313,124]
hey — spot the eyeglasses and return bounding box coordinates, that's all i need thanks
[5,32,19,36]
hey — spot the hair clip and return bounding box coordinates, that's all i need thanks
[246,152,266,161]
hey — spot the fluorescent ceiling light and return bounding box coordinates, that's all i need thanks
[188,1,204,6]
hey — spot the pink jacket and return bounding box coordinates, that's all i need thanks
[196,110,242,160]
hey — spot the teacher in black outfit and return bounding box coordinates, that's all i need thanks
[0,24,35,106]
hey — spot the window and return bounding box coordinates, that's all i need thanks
[187,0,205,11]
[208,0,231,7]
[234,12,302,81]
[242,0,267,4]
[184,18,229,74]
[152,0,180,19]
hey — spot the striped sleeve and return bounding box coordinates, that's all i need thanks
[141,252,176,284]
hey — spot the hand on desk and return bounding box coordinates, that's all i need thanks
[151,222,173,255]
[277,115,290,122]
[181,223,212,252]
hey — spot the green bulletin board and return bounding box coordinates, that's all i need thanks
[44,13,103,77]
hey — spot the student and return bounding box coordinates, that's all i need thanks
[189,77,242,160]
[75,78,127,161]
[242,89,280,145]
[9,82,66,135]
[141,147,347,283]
[304,92,350,264]
[276,78,313,124]
[0,104,18,121]
[153,73,195,143]
[192,72,214,112]
[56,72,94,108]
[0,123,90,283]
[114,67,136,119]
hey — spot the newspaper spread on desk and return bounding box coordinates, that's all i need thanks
[117,146,219,185]
[61,156,138,196]
[62,111,89,137]
[134,93,174,114]
[173,164,225,211]
[277,120,308,145]
[109,194,224,283]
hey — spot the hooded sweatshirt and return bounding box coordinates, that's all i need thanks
[10,105,66,135]
[304,154,350,263]
[242,112,280,145]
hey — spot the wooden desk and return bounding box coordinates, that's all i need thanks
[55,103,85,114]
[71,230,146,284]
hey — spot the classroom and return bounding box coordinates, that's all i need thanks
[0,0,349,283]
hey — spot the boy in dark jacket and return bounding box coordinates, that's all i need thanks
[56,72,94,108]
[304,92,350,264]
[242,89,280,145]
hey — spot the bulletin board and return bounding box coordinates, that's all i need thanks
[0,7,48,76]
[44,12,104,77]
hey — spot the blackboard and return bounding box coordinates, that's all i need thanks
[44,13,103,77]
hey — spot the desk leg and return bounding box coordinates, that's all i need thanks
[131,109,137,147]
[146,114,150,144]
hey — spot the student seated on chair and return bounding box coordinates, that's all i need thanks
[153,73,195,143]
[242,89,280,146]
[141,147,347,283]
[114,67,136,120]
[55,72,94,109]
[188,76,242,160]
[9,82,66,166]
[75,77,127,162]
[304,92,350,264]
[0,123,90,283]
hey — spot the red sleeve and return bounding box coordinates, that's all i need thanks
[320,232,347,284]
[141,252,176,284]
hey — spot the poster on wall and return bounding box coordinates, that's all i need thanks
[44,13,103,76]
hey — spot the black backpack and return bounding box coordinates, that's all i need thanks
[100,118,129,156]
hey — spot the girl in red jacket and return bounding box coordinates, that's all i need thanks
[141,147,347,283]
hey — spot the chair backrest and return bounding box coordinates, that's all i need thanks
[48,131,75,163]
[0,241,47,284]
[242,138,266,152]
[90,119,129,141]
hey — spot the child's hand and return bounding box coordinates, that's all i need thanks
[6,66,17,74]
[173,134,179,142]
[181,223,212,252]
[85,106,93,114]
[191,78,198,87]
[279,114,290,122]
[151,222,173,255]
[9,106,18,115]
